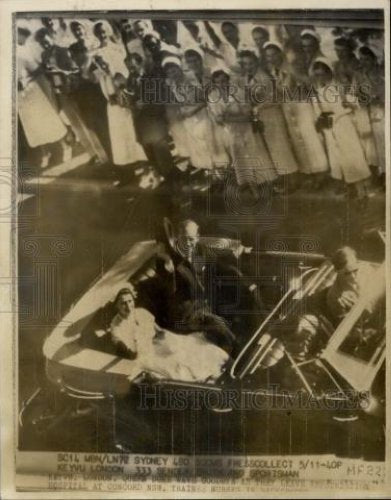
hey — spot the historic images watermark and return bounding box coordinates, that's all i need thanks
[139,80,373,106]
[137,383,370,412]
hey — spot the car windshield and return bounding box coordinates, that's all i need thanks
[338,294,385,363]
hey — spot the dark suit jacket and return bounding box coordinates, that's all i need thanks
[157,241,241,315]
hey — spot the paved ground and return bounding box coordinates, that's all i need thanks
[17,157,386,457]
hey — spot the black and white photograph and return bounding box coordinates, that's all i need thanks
[0,1,389,497]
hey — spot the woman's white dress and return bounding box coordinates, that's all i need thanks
[183,107,215,170]
[311,84,371,184]
[207,89,231,168]
[353,69,385,174]
[350,104,379,167]
[95,42,146,166]
[284,100,330,174]
[17,44,67,148]
[211,80,277,186]
[165,102,191,158]
[167,72,216,169]
[110,308,228,383]
[275,67,329,174]
[251,70,299,177]
[369,104,385,175]
[218,42,238,69]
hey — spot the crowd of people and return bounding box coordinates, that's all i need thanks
[17,17,385,201]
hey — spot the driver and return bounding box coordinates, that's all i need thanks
[326,246,375,323]
[282,246,376,361]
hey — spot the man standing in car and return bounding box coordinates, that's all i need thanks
[156,219,257,353]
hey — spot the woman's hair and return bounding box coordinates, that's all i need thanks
[212,69,229,81]
[70,21,84,33]
[263,41,283,53]
[252,26,269,37]
[35,27,50,44]
[301,33,320,48]
[221,21,237,32]
[300,30,320,45]
[93,22,104,38]
[184,48,203,61]
[134,19,152,31]
[143,30,161,42]
[312,60,332,76]
[238,49,258,60]
[114,285,137,305]
[162,56,182,70]
[41,17,52,27]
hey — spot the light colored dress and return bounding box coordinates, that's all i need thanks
[353,68,385,174]
[283,100,330,174]
[95,42,146,166]
[167,71,216,169]
[219,41,238,69]
[165,96,190,159]
[369,104,385,175]
[207,88,231,168]
[110,308,228,382]
[17,44,67,148]
[337,70,378,168]
[211,80,277,186]
[275,66,329,174]
[184,111,215,170]
[311,83,371,184]
[250,70,299,176]
[349,103,379,168]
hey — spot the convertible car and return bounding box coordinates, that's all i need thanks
[19,232,386,459]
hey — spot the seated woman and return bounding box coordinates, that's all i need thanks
[89,285,230,383]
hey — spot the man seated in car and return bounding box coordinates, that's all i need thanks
[326,246,376,323]
[155,218,256,354]
[282,246,376,361]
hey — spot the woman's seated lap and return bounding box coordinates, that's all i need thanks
[82,286,229,383]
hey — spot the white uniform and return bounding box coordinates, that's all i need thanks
[312,83,371,184]
[17,44,67,147]
[211,79,277,186]
[167,70,216,169]
[275,65,329,174]
[95,42,146,166]
[250,69,299,176]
